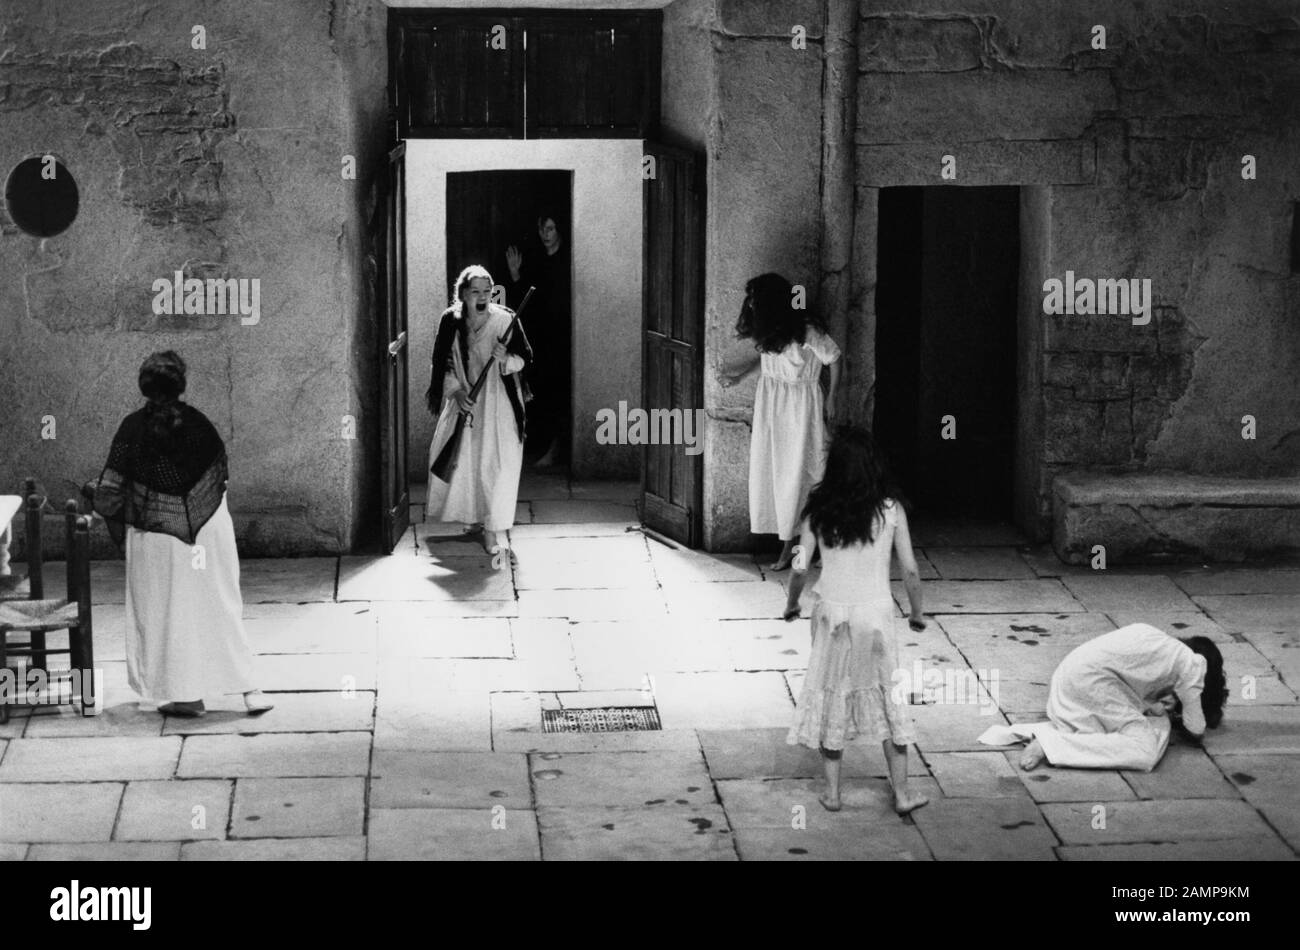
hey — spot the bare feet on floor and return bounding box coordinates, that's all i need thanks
[483,530,499,553]
[818,792,842,812]
[893,788,929,816]
[244,691,274,715]
[1019,738,1046,771]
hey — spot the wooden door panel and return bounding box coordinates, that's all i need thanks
[642,143,703,547]
[381,144,411,553]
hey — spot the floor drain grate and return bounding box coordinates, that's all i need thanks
[542,706,663,733]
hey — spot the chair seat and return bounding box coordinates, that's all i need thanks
[0,597,78,632]
[0,574,30,601]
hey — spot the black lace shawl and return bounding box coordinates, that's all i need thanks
[91,402,228,546]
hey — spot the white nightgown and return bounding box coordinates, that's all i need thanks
[426,304,526,533]
[748,326,841,540]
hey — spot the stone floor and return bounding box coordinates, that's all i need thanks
[1,471,1297,861]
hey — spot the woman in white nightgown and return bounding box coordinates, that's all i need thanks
[720,273,842,571]
[425,266,530,553]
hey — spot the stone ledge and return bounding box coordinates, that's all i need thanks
[1052,472,1300,564]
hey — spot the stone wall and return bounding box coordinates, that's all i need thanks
[856,0,1300,538]
[0,0,388,555]
[663,0,827,551]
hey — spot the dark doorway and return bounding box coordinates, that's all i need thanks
[873,186,1020,519]
[446,170,573,469]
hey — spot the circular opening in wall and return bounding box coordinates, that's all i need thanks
[5,156,80,237]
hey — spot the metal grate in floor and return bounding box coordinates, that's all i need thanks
[542,705,663,733]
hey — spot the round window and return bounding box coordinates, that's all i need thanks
[5,155,79,237]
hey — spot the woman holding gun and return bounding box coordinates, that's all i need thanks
[426,265,533,554]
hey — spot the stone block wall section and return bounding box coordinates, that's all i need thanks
[0,0,389,556]
[850,1,1300,542]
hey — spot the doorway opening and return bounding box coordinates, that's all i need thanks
[445,169,573,472]
[873,186,1020,520]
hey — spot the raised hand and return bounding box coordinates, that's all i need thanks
[505,245,523,282]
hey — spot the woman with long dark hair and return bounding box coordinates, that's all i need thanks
[783,426,928,815]
[89,351,271,717]
[721,273,842,570]
[1017,625,1227,772]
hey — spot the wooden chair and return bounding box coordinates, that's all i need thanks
[0,512,97,723]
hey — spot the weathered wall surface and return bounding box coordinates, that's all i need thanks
[0,0,388,555]
[857,0,1300,537]
[404,139,644,482]
[663,0,826,551]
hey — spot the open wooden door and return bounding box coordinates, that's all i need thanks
[380,143,411,553]
[641,142,704,547]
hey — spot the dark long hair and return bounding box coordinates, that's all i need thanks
[138,350,187,446]
[735,273,819,353]
[801,426,905,548]
[1184,636,1227,729]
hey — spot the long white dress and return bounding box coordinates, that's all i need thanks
[749,327,841,540]
[124,494,257,704]
[426,304,526,533]
[979,623,1207,771]
[787,501,917,751]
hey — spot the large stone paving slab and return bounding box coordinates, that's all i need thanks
[1240,630,1300,682]
[910,701,1008,753]
[528,750,713,808]
[514,557,657,590]
[911,797,1060,860]
[1008,753,1136,803]
[1058,839,1296,861]
[924,548,1037,580]
[518,588,668,621]
[1101,611,1229,643]
[239,558,337,603]
[254,651,377,692]
[0,736,181,781]
[178,732,371,778]
[509,535,650,565]
[569,619,723,680]
[376,615,514,659]
[115,779,232,841]
[567,480,639,503]
[371,751,531,809]
[338,555,514,602]
[27,842,182,860]
[244,603,377,654]
[652,671,793,730]
[0,782,122,842]
[374,692,492,752]
[230,777,365,838]
[1202,705,1300,754]
[937,613,1114,679]
[22,663,163,738]
[731,821,932,860]
[0,843,26,859]
[1218,753,1300,850]
[917,580,1084,614]
[1193,594,1300,634]
[662,580,788,620]
[160,692,374,736]
[1041,799,1275,845]
[707,618,810,671]
[537,803,735,861]
[924,751,1030,799]
[1121,743,1238,799]
[698,728,927,780]
[649,547,763,584]
[1216,641,1299,705]
[182,837,366,861]
[510,522,639,540]
[1172,569,1300,596]
[1060,574,1197,612]
[369,807,541,860]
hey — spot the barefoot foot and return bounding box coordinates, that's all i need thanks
[818,792,842,812]
[1019,738,1046,771]
[894,789,929,816]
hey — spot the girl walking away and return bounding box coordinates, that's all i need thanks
[88,351,272,718]
[720,273,842,571]
[783,426,928,815]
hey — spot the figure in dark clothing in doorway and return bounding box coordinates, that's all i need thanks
[505,211,571,467]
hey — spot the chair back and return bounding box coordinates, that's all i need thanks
[65,500,80,601]
[24,491,43,599]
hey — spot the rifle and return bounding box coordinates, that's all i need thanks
[430,287,535,484]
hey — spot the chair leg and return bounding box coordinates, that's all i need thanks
[0,632,9,726]
[25,493,46,672]
[74,517,97,717]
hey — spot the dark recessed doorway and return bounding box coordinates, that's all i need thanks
[873,186,1020,519]
[446,169,573,469]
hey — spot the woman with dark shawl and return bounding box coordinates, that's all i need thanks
[88,351,272,717]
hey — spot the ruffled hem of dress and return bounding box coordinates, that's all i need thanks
[787,684,916,750]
